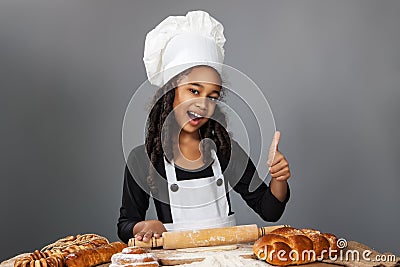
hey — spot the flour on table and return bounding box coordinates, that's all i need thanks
[174,254,272,267]
[169,246,273,267]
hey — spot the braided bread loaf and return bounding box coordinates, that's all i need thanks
[253,226,339,266]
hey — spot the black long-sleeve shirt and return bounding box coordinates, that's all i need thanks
[117,140,290,243]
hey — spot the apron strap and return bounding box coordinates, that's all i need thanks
[163,156,178,183]
[210,149,222,177]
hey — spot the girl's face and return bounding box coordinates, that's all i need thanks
[173,66,222,134]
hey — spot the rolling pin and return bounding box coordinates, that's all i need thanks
[128,224,288,249]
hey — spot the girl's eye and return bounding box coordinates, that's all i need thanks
[189,88,200,95]
[208,96,219,101]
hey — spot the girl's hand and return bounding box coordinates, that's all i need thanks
[133,220,167,242]
[267,131,291,181]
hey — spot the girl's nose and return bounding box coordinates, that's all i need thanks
[195,97,208,111]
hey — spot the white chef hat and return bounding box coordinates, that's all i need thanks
[143,10,226,87]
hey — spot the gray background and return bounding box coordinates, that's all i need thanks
[1,0,399,261]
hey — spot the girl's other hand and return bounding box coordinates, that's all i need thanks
[133,220,167,242]
[267,131,291,182]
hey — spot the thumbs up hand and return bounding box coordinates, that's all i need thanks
[267,131,291,182]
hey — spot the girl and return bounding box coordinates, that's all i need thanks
[117,11,291,244]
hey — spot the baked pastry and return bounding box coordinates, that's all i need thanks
[109,246,159,267]
[65,241,127,267]
[14,233,117,267]
[41,233,109,254]
[14,250,64,267]
[253,226,339,266]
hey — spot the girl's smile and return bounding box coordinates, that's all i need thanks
[186,110,205,126]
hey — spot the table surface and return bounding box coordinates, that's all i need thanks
[96,261,341,267]
[2,241,399,267]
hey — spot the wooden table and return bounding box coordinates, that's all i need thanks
[96,262,338,267]
[2,241,398,267]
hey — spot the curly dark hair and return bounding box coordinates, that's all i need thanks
[145,66,231,195]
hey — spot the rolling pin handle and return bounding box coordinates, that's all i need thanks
[128,237,164,248]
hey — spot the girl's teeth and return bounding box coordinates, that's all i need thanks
[189,111,202,118]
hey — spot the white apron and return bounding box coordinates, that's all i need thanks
[163,150,236,231]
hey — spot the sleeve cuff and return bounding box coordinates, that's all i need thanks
[268,182,290,204]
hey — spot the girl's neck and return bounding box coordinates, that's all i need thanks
[172,130,204,168]
[178,130,201,145]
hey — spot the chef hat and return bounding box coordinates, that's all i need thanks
[143,10,226,87]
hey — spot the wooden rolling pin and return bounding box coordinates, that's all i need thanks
[128,224,288,249]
